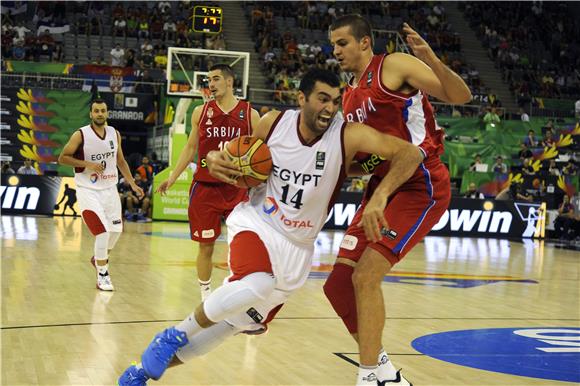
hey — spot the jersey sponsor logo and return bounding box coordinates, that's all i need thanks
[316,151,325,170]
[112,219,122,225]
[339,235,358,250]
[205,126,241,138]
[345,96,377,123]
[262,196,279,215]
[202,229,215,238]
[358,153,386,174]
[90,173,99,183]
[89,172,117,183]
[193,230,199,237]
[411,328,580,383]
[271,165,322,187]
[0,186,40,210]
[206,118,212,125]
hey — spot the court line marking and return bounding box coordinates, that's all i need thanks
[3,317,579,330]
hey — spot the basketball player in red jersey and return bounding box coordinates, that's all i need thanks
[325,15,472,385]
[157,64,260,301]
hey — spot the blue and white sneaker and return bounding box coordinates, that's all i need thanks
[118,363,148,386]
[141,327,188,380]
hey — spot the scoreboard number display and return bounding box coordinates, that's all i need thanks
[192,6,223,33]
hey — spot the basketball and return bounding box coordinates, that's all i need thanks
[224,136,272,188]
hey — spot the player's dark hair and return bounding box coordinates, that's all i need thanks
[209,64,235,79]
[329,14,374,46]
[299,69,341,98]
[90,98,107,110]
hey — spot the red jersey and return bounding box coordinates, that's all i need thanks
[194,99,252,182]
[343,54,446,190]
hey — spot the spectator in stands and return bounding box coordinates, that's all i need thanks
[51,42,63,62]
[575,98,580,119]
[562,161,577,176]
[541,128,556,148]
[554,195,576,240]
[469,154,487,172]
[124,173,151,222]
[345,178,364,193]
[518,142,534,163]
[511,183,533,202]
[1,161,15,174]
[524,129,538,147]
[522,158,536,175]
[137,16,149,39]
[492,156,508,174]
[17,159,38,175]
[483,107,501,126]
[110,43,125,67]
[135,70,155,93]
[38,29,55,59]
[464,182,484,199]
[125,49,136,68]
[163,16,176,41]
[154,48,167,69]
[548,160,561,176]
[519,108,530,122]
[136,155,154,186]
[113,15,127,38]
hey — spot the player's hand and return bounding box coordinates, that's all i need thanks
[207,150,242,185]
[358,190,390,242]
[155,179,174,196]
[402,23,437,65]
[86,162,104,173]
[131,183,145,199]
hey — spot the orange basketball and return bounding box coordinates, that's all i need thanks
[224,136,273,188]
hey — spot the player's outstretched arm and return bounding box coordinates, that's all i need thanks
[344,123,425,241]
[116,131,144,199]
[58,131,103,172]
[383,23,471,104]
[157,105,204,195]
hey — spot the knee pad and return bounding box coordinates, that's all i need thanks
[94,232,109,261]
[108,232,121,250]
[323,263,358,334]
[203,272,275,323]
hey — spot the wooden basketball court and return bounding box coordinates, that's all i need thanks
[2,215,578,385]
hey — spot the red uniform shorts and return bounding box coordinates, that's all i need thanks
[338,162,451,266]
[188,181,247,242]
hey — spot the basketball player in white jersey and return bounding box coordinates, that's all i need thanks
[118,69,425,385]
[156,64,260,301]
[59,99,144,291]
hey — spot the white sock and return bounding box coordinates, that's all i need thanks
[356,366,378,386]
[199,279,211,301]
[96,262,109,276]
[377,348,397,381]
[175,312,203,337]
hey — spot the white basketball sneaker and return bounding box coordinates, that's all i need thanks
[91,256,114,291]
[378,369,413,386]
